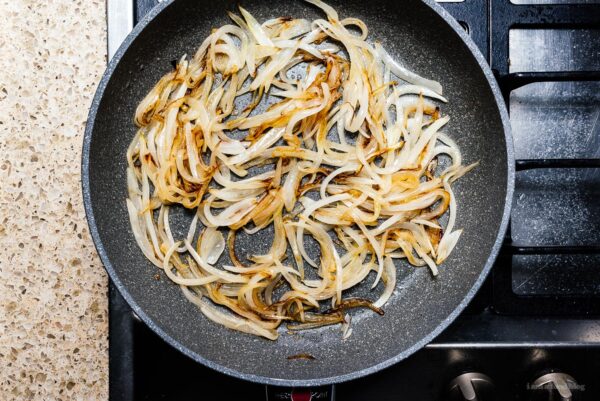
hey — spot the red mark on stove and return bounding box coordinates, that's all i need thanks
[291,389,312,401]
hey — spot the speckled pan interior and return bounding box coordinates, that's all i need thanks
[82,0,514,386]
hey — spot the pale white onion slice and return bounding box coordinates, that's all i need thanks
[374,257,397,308]
[375,43,443,95]
[200,227,226,264]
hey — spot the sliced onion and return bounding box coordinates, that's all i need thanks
[125,0,474,341]
[375,43,443,95]
[200,227,226,264]
[374,256,396,308]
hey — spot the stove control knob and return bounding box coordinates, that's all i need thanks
[529,372,580,401]
[447,372,495,401]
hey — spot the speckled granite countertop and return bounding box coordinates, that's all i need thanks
[0,1,109,400]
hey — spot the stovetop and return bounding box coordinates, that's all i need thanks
[105,0,600,399]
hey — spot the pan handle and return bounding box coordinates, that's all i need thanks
[107,0,134,60]
[265,385,335,401]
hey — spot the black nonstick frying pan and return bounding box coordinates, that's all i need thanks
[83,0,514,387]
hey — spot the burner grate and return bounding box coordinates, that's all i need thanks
[486,1,600,314]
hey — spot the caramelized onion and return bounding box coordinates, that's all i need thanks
[126,0,473,340]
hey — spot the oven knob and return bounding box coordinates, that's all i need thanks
[447,372,495,401]
[529,372,580,401]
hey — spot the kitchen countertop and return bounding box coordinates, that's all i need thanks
[0,1,109,400]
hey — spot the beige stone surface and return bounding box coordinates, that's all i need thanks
[0,1,108,400]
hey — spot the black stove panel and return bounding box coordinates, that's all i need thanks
[128,309,600,401]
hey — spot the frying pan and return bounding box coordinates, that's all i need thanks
[83,0,514,387]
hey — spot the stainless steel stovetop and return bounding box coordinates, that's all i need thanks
[105,1,600,399]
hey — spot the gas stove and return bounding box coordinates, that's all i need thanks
[105,1,600,399]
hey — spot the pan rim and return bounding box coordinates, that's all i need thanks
[82,0,515,387]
